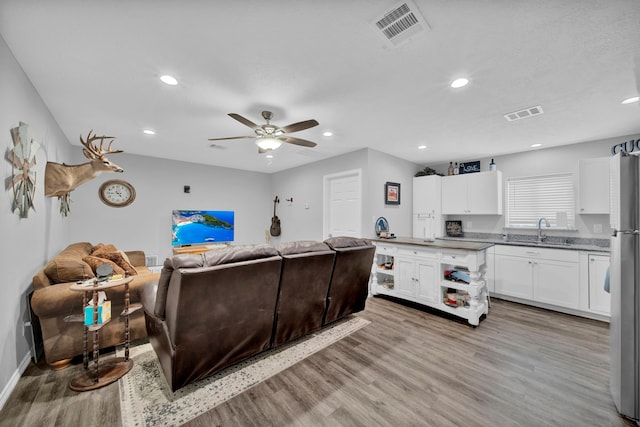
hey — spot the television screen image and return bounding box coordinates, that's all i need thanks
[172,210,234,246]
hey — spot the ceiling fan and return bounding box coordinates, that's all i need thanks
[209,111,319,153]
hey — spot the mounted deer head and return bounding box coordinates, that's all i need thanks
[45,130,124,215]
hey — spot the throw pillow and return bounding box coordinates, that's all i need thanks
[82,256,125,277]
[99,251,138,276]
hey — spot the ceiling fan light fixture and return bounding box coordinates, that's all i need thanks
[450,77,469,88]
[256,136,282,151]
[622,96,639,104]
[160,75,178,86]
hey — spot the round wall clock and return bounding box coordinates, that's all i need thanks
[98,179,136,207]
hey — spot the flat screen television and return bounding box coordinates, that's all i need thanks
[171,210,234,246]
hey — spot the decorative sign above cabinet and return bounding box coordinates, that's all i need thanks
[459,161,481,174]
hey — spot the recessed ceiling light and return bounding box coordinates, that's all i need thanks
[450,78,469,88]
[418,145,427,150]
[622,96,639,104]
[143,129,155,135]
[530,143,542,148]
[160,75,178,86]
[323,131,333,137]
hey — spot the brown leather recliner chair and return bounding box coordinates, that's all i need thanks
[272,240,336,347]
[142,244,282,392]
[323,236,376,325]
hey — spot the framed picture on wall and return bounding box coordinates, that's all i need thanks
[385,182,400,205]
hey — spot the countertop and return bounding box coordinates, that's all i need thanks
[437,234,610,253]
[375,234,610,253]
[374,237,494,251]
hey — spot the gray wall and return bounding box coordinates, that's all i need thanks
[269,148,420,243]
[428,135,640,238]
[67,152,273,262]
[0,35,71,401]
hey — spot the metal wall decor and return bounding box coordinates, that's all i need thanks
[6,122,39,218]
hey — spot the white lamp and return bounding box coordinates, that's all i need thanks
[256,136,283,151]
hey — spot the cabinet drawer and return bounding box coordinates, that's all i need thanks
[441,251,472,265]
[397,247,439,259]
[494,244,579,262]
[375,244,397,255]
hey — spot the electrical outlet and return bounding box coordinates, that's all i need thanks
[594,223,603,234]
[466,221,473,229]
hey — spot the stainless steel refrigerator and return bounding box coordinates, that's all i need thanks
[609,152,640,422]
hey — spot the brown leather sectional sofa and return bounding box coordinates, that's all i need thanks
[141,236,375,391]
[31,242,160,369]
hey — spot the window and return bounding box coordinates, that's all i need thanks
[506,173,575,229]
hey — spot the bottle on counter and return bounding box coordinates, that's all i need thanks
[454,162,459,174]
[489,159,496,171]
[448,162,454,175]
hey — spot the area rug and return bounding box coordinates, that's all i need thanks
[118,316,370,427]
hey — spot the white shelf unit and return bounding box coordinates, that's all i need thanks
[371,242,489,326]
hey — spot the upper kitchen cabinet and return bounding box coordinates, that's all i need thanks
[578,157,610,214]
[442,171,503,215]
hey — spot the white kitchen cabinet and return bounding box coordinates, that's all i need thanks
[586,253,610,315]
[441,171,502,215]
[413,175,442,239]
[494,254,533,299]
[494,245,580,309]
[578,157,610,214]
[396,254,439,304]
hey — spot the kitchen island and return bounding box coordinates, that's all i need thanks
[371,237,493,326]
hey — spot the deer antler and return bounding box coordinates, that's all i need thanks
[80,129,123,160]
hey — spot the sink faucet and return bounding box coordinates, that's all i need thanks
[537,217,550,242]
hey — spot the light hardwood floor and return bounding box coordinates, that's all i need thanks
[1,297,636,426]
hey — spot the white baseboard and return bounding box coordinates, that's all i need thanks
[0,352,31,411]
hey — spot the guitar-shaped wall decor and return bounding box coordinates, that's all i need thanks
[270,196,281,236]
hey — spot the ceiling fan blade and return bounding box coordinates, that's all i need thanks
[228,113,260,130]
[280,136,317,148]
[207,136,254,141]
[281,119,319,134]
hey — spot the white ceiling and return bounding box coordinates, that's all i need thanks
[1,1,639,173]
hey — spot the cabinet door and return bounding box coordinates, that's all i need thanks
[413,175,442,214]
[467,171,502,214]
[578,157,610,214]
[415,259,439,304]
[441,175,467,214]
[494,255,533,299]
[533,259,580,309]
[396,258,416,297]
[588,254,610,314]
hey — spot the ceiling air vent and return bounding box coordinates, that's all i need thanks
[504,105,544,122]
[373,1,429,46]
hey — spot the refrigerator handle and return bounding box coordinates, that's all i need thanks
[611,229,640,237]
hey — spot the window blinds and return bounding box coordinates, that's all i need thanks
[506,173,575,228]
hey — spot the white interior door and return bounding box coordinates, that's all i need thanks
[323,169,362,239]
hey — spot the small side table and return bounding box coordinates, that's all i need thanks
[66,276,140,391]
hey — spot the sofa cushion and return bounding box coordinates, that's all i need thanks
[202,244,279,267]
[277,240,331,256]
[324,236,372,249]
[43,242,95,284]
[82,255,126,276]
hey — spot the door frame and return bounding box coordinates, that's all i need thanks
[322,168,363,239]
